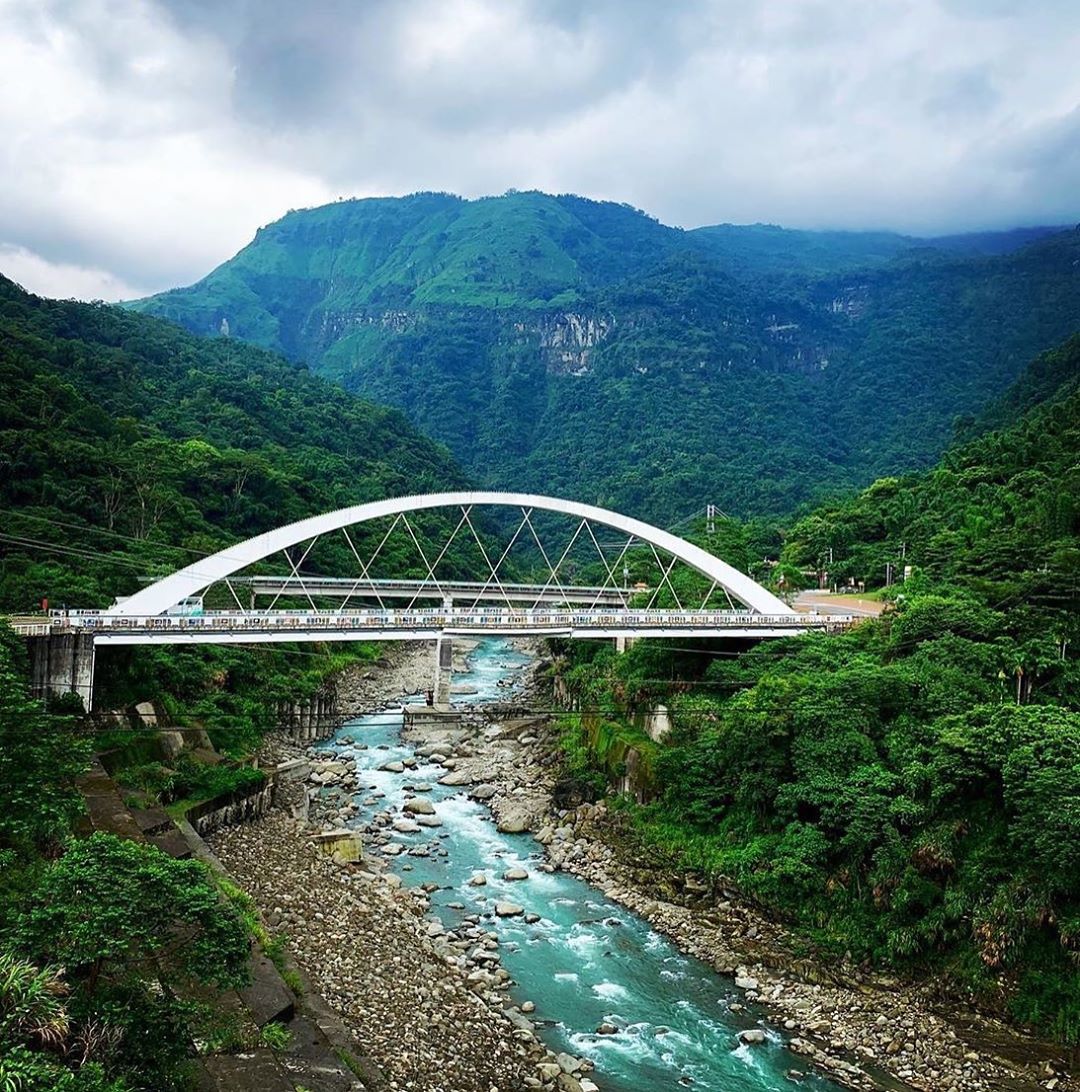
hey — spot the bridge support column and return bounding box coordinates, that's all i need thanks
[615,636,637,654]
[28,633,96,710]
[433,636,453,709]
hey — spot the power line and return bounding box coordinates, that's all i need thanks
[0,532,154,572]
[0,510,224,559]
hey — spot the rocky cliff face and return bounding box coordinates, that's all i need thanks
[522,312,613,376]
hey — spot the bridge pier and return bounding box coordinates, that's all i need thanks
[404,635,461,731]
[434,635,453,709]
[28,633,95,710]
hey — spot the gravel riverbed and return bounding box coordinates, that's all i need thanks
[210,642,589,1092]
[211,641,1075,1092]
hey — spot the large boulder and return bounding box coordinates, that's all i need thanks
[403,797,435,815]
[496,803,533,833]
[738,1028,767,1045]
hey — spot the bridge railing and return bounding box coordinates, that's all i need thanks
[40,607,851,634]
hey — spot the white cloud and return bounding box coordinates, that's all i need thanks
[0,243,146,301]
[0,0,333,293]
[0,0,1078,299]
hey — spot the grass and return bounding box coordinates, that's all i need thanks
[214,875,304,995]
[335,1048,368,1081]
[259,1022,292,1052]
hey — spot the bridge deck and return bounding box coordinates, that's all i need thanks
[11,608,853,645]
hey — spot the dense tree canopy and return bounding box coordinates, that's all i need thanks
[556,335,1080,1044]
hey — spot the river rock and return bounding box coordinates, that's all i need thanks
[392,818,420,833]
[738,1028,767,1045]
[403,797,436,815]
[379,760,405,773]
[503,867,529,881]
[494,902,524,917]
[440,770,473,786]
[496,804,532,833]
[556,1052,584,1074]
[469,873,488,886]
[596,1022,618,1035]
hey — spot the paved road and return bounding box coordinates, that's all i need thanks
[795,591,886,617]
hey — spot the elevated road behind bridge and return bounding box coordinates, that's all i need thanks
[227,576,633,607]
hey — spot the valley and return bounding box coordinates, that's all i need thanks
[4,4,1079,1089]
[1,209,1078,1092]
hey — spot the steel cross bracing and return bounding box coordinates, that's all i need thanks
[190,504,736,618]
[108,492,795,618]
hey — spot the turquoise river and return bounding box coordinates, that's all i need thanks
[318,638,840,1092]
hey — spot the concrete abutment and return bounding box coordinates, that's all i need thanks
[28,632,95,709]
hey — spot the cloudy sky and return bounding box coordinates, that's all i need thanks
[1,0,1078,300]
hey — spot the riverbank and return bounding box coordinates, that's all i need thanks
[209,642,589,1092]
[411,652,1073,1092]
[210,639,1073,1092]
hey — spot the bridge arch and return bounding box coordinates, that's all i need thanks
[108,491,793,617]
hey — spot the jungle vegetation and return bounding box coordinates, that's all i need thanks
[0,276,475,1088]
[555,334,1080,1044]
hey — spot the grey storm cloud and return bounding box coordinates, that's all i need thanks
[0,0,1078,300]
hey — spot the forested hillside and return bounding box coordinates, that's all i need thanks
[0,271,468,720]
[782,332,1080,618]
[0,273,465,612]
[131,191,1080,521]
[556,334,1080,1044]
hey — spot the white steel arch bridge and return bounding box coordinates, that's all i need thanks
[79,491,840,641]
[16,493,850,706]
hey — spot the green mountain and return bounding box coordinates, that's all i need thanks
[690,221,1063,277]
[130,191,1080,522]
